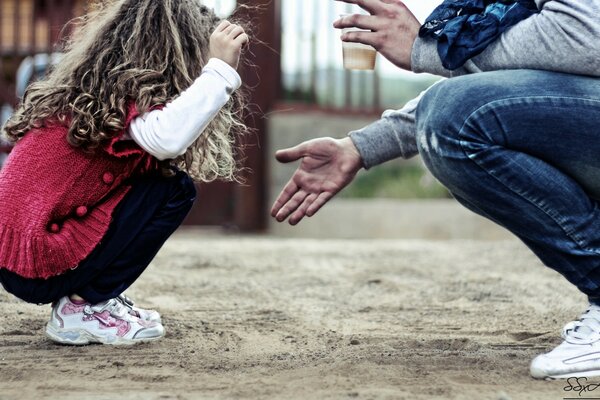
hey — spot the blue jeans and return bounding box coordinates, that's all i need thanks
[0,170,196,304]
[416,70,600,300]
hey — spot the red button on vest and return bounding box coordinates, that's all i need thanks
[49,223,60,233]
[75,206,88,217]
[102,172,114,185]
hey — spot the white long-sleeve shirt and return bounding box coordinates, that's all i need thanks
[127,58,242,161]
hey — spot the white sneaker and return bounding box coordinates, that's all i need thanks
[45,296,165,345]
[531,304,600,379]
[116,294,162,324]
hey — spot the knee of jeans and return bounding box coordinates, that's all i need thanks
[415,81,463,169]
[416,74,511,166]
[416,79,491,190]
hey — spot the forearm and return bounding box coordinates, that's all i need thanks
[128,58,242,160]
[412,0,600,78]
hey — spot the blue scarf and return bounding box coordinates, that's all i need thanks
[420,0,539,70]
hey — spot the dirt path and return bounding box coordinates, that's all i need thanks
[0,232,585,399]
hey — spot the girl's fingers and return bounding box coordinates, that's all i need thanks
[228,26,245,39]
[223,23,238,35]
[235,33,250,47]
[215,20,231,32]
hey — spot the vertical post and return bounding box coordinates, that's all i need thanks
[47,0,54,50]
[30,0,37,53]
[234,0,281,231]
[13,0,20,53]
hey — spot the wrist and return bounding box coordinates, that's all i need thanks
[204,58,242,91]
[340,137,364,172]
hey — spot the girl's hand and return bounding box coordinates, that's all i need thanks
[209,20,249,70]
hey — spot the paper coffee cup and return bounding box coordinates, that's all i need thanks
[340,15,377,71]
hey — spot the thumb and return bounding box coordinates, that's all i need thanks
[275,143,307,163]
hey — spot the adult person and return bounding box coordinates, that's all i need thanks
[271,0,600,379]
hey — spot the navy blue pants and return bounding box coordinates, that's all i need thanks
[0,170,196,304]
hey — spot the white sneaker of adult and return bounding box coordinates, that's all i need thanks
[45,296,165,345]
[116,293,162,324]
[531,304,600,379]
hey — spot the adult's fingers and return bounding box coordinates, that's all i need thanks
[380,0,407,6]
[333,14,383,31]
[271,180,299,217]
[288,193,318,225]
[275,190,309,222]
[275,143,308,163]
[341,30,379,48]
[306,192,335,217]
[334,0,387,14]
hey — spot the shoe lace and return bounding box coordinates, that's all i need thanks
[562,304,600,345]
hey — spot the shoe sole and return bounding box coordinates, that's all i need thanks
[540,370,600,380]
[533,369,600,380]
[45,323,165,346]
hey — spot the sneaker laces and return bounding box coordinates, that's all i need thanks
[562,304,600,345]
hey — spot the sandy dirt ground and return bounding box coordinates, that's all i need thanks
[0,231,590,399]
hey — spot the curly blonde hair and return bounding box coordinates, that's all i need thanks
[3,0,248,182]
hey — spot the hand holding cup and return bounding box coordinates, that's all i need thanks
[339,13,378,70]
[334,0,420,71]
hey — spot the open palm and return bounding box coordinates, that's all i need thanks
[271,137,363,225]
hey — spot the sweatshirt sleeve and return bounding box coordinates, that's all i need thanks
[348,92,424,169]
[411,0,600,78]
[128,58,242,161]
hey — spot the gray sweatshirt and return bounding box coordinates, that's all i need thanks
[350,0,600,169]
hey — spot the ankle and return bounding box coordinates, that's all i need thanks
[69,294,87,305]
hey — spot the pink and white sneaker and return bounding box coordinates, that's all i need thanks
[45,296,165,345]
[117,294,161,324]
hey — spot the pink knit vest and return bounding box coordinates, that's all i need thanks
[0,105,156,279]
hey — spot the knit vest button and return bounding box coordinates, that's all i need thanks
[75,206,88,217]
[102,172,114,185]
[49,223,60,233]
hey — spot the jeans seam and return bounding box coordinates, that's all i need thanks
[457,96,600,257]
[455,95,600,140]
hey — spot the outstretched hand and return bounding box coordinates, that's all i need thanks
[334,0,420,71]
[271,137,363,225]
